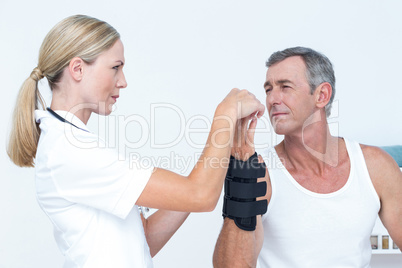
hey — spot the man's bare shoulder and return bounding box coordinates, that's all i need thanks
[360,144,401,196]
[360,144,397,168]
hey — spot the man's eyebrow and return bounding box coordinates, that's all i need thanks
[116,60,124,65]
[264,79,294,88]
[277,79,293,85]
[263,81,272,88]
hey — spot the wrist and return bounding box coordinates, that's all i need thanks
[231,150,256,162]
[216,102,238,123]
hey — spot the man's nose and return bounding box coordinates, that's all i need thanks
[267,88,282,107]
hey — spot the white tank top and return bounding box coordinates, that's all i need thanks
[258,139,380,268]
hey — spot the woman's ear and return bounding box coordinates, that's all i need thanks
[68,57,85,81]
[315,82,332,109]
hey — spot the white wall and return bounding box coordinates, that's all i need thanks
[1,0,401,267]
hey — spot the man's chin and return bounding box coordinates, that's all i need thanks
[271,121,287,135]
[273,128,286,135]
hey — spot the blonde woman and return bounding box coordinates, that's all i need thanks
[7,15,264,267]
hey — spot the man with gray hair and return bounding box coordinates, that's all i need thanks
[213,47,402,267]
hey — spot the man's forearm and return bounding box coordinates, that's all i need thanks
[213,217,263,268]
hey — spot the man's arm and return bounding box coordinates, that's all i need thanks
[141,210,190,257]
[213,216,264,268]
[213,170,270,268]
[362,145,402,250]
[213,116,269,267]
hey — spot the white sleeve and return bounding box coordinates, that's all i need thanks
[48,138,154,219]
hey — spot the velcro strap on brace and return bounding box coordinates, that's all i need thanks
[222,152,267,231]
[225,179,267,199]
[223,197,268,218]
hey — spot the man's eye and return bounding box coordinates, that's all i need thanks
[265,88,272,93]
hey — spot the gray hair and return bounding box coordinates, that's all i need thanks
[266,47,335,117]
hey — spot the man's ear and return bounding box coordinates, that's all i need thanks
[68,57,85,81]
[315,82,332,109]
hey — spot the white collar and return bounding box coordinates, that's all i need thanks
[35,109,90,132]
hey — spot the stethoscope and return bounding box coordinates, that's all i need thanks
[46,107,89,133]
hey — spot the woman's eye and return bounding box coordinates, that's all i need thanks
[113,65,121,70]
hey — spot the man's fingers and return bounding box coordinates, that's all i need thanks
[241,117,249,141]
[247,117,257,145]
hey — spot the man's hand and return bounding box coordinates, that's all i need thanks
[231,115,258,161]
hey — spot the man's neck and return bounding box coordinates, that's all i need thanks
[278,119,341,174]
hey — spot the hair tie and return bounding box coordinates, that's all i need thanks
[30,67,44,81]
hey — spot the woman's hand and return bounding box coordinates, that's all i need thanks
[218,88,265,122]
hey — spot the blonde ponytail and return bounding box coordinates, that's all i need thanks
[7,15,120,167]
[7,68,46,167]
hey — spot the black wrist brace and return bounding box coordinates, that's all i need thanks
[222,152,267,231]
